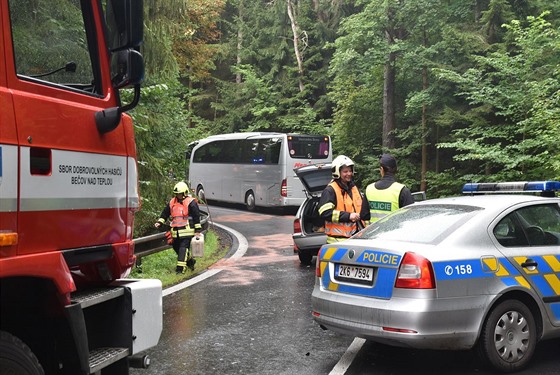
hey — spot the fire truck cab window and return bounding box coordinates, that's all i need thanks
[9,0,99,94]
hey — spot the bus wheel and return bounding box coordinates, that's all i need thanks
[197,185,206,203]
[245,191,256,211]
[0,331,45,375]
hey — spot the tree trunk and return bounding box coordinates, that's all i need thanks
[421,66,428,191]
[382,3,398,150]
[287,0,305,92]
[188,72,193,128]
[421,30,428,192]
[236,0,243,84]
[383,51,396,150]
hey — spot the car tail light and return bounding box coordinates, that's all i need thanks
[315,248,324,277]
[293,218,301,234]
[281,178,287,197]
[395,252,435,289]
[382,326,418,334]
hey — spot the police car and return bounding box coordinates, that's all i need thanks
[312,181,560,373]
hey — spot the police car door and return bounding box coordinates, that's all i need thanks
[492,201,560,327]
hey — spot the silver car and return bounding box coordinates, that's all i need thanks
[312,181,560,373]
[292,163,331,264]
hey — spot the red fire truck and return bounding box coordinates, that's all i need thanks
[0,1,162,374]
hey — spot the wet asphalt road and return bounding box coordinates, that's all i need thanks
[133,205,352,375]
[134,204,560,375]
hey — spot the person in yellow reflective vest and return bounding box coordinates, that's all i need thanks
[155,181,202,274]
[318,155,370,244]
[366,154,414,223]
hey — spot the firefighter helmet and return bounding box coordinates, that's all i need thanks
[173,181,189,195]
[331,155,355,179]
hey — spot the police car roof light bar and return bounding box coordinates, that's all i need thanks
[462,181,560,194]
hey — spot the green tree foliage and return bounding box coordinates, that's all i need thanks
[128,83,209,235]
[209,0,351,135]
[131,0,224,235]
[134,0,560,229]
[436,13,560,182]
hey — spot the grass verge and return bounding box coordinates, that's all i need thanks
[129,230,228,288]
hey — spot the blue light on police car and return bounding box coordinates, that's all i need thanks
[525,181,560,191]
[462,181,560,194]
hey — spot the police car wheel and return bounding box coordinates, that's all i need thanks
[477,299,537,373]
[0,331,45,375]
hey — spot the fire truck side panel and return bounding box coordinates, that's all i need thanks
[0,2,18,260]
[18,148,129,251]
[0,144,18,259]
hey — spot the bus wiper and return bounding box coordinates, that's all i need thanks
[28,61,76,78]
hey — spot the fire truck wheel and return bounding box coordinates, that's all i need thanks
[0,331,44,375]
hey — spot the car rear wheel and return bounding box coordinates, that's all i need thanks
[477,299,537,373]
[298,251,313,265]
[0,331,45,375]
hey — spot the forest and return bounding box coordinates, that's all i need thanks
[127,0,560,234]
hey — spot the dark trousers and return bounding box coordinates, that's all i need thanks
[172,236,193,264]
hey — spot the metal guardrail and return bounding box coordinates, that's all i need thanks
[133,211,210,261]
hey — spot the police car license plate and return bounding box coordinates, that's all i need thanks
[335,264,373,284]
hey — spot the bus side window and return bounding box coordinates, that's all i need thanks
[221,140,233,163]
[245,140,260,164]
[264,139,281,164]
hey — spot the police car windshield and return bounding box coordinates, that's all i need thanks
[355,205,482,244]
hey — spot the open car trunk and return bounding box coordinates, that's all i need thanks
[292,163,332,264]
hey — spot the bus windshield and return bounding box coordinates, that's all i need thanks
[287,135,330,159]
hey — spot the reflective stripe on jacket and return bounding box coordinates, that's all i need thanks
[365,182,404,223]
[170,197,195,237]
[323,181,363,239]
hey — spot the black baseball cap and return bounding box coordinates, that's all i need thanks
[379,154,397,170]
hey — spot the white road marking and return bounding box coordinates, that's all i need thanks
[329,337,366,375]
[163,222,248,296]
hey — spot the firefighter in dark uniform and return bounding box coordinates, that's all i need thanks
[155,181,202,274]
[318,155,370,244]
[366,154,414,223]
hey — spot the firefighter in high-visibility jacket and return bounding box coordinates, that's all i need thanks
[318,155,370,244]
[366,154,414,223]
[155,181,202,274]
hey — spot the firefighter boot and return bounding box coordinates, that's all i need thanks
[187,258,196,271]
[176,260,187,274]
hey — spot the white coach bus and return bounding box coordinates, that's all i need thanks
[187,132,332,210]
